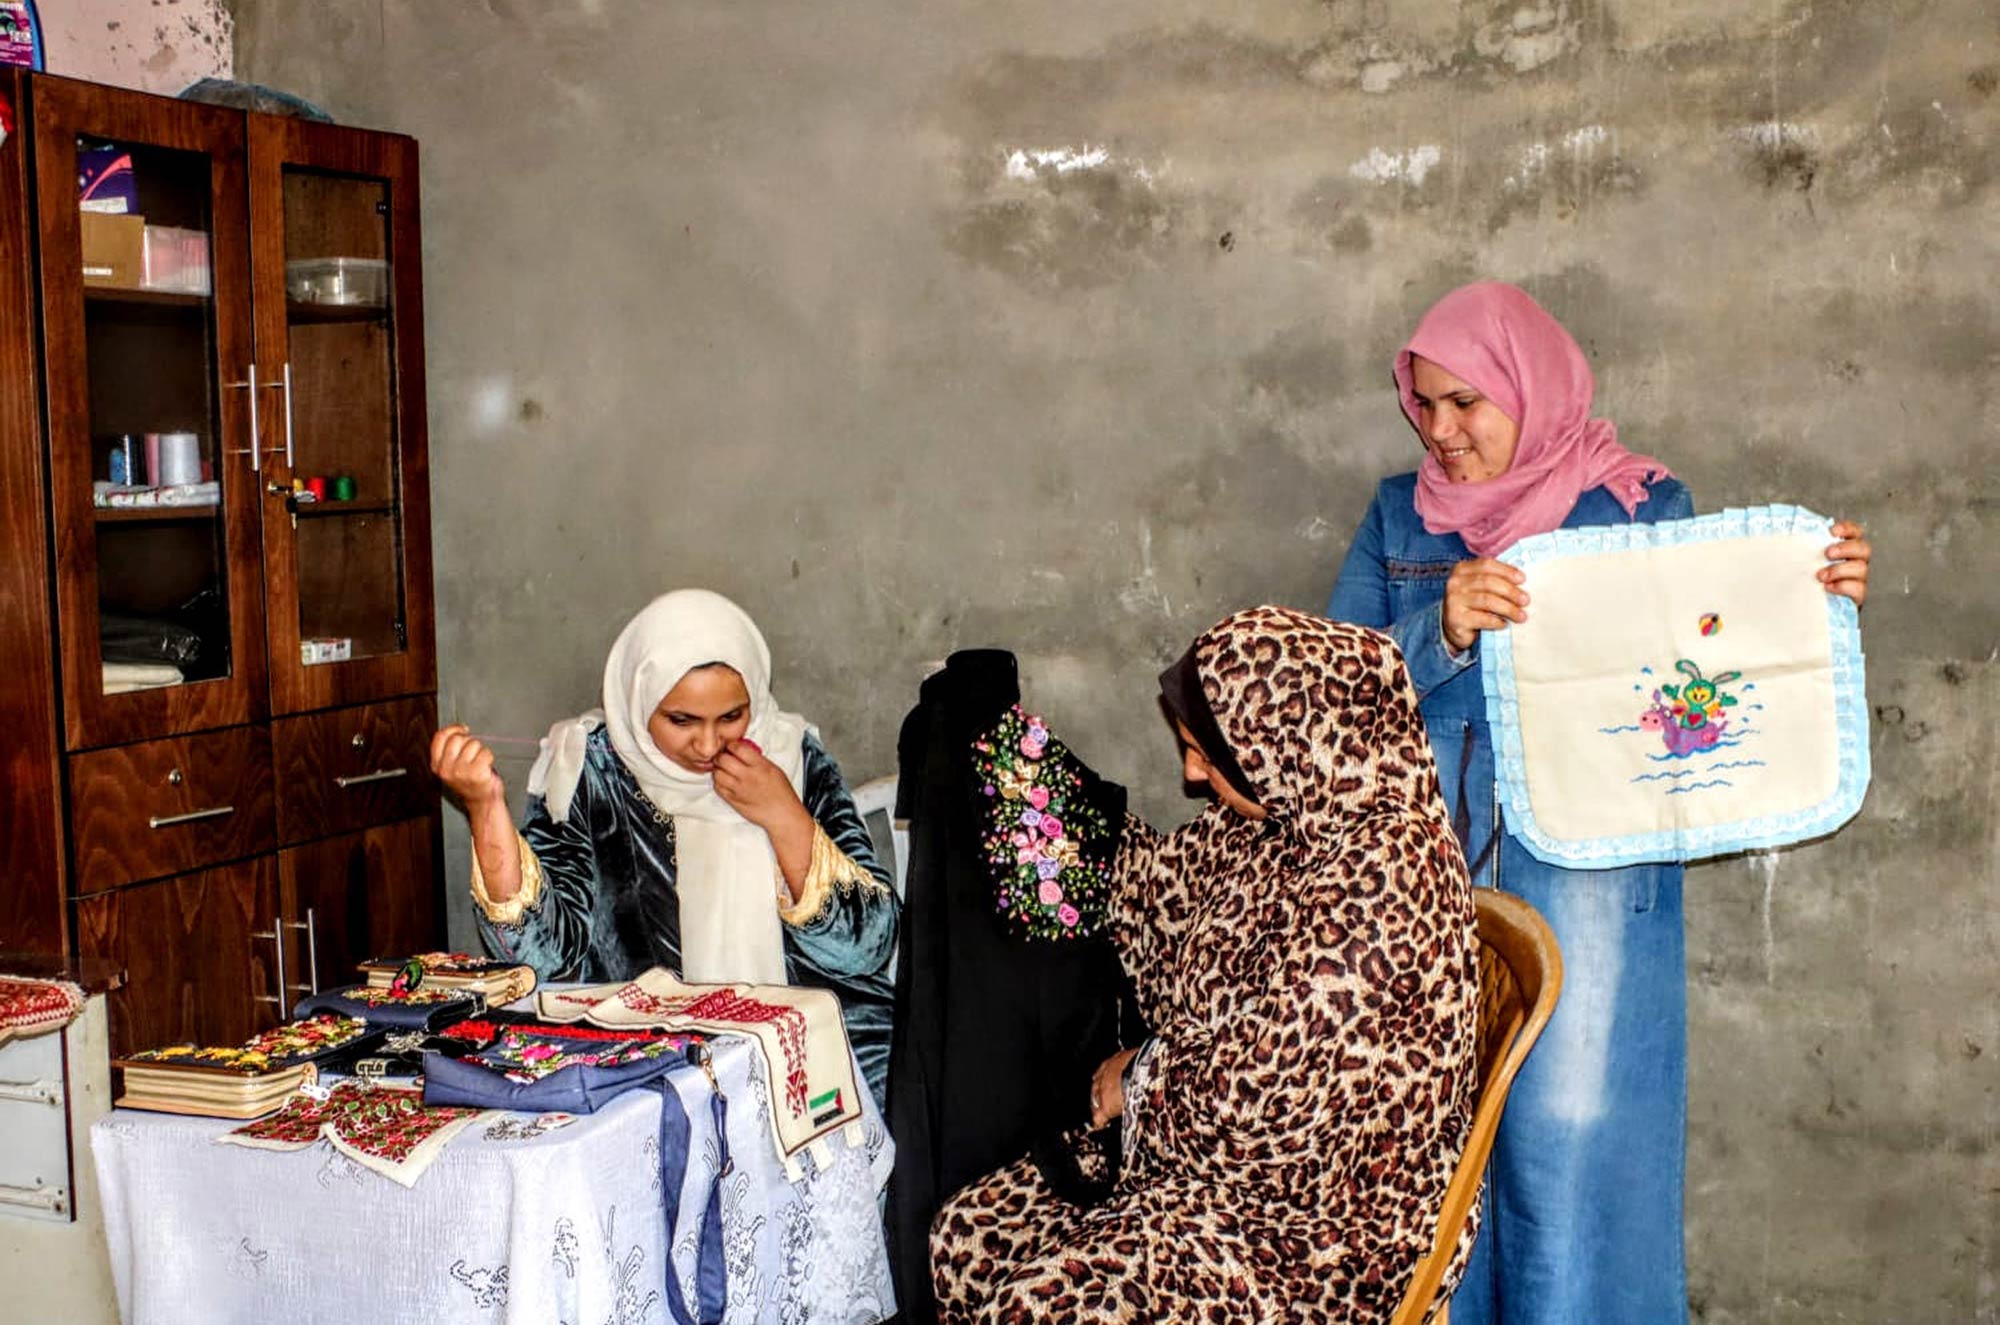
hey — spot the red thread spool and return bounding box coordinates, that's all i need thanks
[303,476,328,501]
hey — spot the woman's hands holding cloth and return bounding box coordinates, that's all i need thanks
[1440,521,1872,657]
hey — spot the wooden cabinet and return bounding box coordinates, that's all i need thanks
[0,73,443,1055]
[75,860,279,1058]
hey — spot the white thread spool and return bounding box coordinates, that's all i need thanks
[156,432,201,486]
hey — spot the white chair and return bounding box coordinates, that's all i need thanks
[849,775,908,900]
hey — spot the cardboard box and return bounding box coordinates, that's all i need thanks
[80,212,143,288]
[77,145,137,214]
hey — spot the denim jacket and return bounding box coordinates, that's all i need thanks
[1327,471,1692,878]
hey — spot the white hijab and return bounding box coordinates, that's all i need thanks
[528,589,808,985]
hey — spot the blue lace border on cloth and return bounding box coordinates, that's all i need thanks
[1480,503,1870,868]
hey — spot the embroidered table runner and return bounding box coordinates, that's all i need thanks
[1482,504,1869,868]
[540,969,863,1179]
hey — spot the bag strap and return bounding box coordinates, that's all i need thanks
[653,1053,732,1325]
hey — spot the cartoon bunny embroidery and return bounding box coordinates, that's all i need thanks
[1645,659,1743,755]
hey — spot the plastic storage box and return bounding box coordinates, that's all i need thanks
[285,256,388,307]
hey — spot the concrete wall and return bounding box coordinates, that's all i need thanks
[230,3,1997,1320]
[41,0,230,95]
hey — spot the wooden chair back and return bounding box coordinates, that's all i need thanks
[1390,887,1564,1325]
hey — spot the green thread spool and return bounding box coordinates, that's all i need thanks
[330,475,356,501]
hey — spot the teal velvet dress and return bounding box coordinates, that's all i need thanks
[476,725,900,1107]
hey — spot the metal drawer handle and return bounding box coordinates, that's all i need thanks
[149,804,235,829]
[253,923,288,1008]
[283,908,320,996]
[0,1078,64,1108]
[335,766,408,789]
[0,1182,67,1216]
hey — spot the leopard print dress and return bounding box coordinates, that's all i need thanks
[931,607,1480,1323]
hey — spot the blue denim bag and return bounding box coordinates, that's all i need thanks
[421,1034,729,1325]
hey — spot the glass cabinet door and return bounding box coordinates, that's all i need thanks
[32,77,267,750]
[249,117,434,714]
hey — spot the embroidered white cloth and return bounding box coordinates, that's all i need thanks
[1482,504,1868,867]
[92,1031,896,1325]
[540,969,864,1180]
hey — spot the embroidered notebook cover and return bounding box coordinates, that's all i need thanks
[114,1016,378,1117]
[357,952,538,1004]
[1481,504,1868,868]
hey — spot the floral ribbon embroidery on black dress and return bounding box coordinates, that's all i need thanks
[973,705,1114,941]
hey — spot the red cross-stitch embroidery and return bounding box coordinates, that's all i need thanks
[679,990,812,1118]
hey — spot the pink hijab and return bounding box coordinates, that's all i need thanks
[1399,282,1671,556]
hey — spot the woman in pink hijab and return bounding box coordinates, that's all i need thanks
[1328,282,1870,1325]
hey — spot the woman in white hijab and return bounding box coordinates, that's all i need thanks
[431,589,900,1103]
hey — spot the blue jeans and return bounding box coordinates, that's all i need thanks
[1450,834,1689,1325]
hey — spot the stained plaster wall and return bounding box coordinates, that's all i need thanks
[40,0,231,94]
[229,2,1997,1319]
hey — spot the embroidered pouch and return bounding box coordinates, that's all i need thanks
[218,1079,488,1187]
[421,1028,696,1114]
[1482,504,1869,867]
[972,705,1117,941]
[293,983,485,1031]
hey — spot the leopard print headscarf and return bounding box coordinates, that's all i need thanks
[1185,604,1453,861]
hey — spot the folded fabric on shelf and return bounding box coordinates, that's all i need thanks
[93,480,221,508]
[99,610,203,666]
[103,661,183,693]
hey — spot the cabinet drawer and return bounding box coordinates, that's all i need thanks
[69,727,277,893]
[272,696,437,845]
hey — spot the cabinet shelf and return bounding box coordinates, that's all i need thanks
[95,502,220,523]
[286,299,388,325]
[84,286,209,309]
[294,499,393,518]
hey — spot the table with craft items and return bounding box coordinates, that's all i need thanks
[90,1031,897,1325]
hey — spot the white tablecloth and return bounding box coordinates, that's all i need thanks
[91,1035,897,1325]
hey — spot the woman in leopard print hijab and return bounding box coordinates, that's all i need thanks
[931,605,1481,1323]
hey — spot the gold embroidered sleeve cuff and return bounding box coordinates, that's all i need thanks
[779,824,882,927]
[469,833,545,927]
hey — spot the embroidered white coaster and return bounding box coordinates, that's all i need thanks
[1482,504,1869,867]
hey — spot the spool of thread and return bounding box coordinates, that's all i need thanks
[156,432,202,486]
[303,475,328,502]
[330,475,356,501]
[144,433,162,485]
